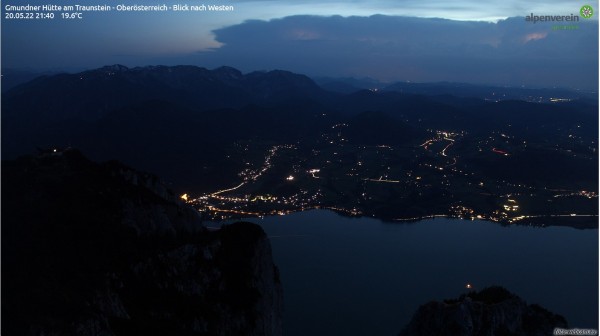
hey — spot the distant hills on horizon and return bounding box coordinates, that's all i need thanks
[2,65,597,101]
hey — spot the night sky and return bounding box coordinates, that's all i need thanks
[2,0,598,89]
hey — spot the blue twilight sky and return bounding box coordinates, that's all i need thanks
[1,0,598,89]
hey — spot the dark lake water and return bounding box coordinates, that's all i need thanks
[221,209,599,335]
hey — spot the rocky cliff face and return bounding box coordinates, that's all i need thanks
[399,286,567,336]
[2,149,283,335]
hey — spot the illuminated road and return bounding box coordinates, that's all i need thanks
[440,137,455,157]
[210,182,246,196]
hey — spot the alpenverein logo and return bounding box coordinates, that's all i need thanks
[580,5,593,18]
[525,6,594,24]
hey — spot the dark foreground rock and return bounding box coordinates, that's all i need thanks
[2,149,283,335]
[399,286,567,336]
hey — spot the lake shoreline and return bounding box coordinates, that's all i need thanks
[210,209,599,335]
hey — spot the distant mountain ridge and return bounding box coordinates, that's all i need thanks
[381,81,596,103]
[312,75,596,102]
[3,64,330,122]
[1,68,65,92]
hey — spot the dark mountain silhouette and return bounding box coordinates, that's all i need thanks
[399,286,568,336]
[2,149,283,335]
[3,64,332,122]
[1,68,64,92]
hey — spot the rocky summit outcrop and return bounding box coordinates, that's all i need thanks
[399,286,567,336]
[2,148,283,336]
